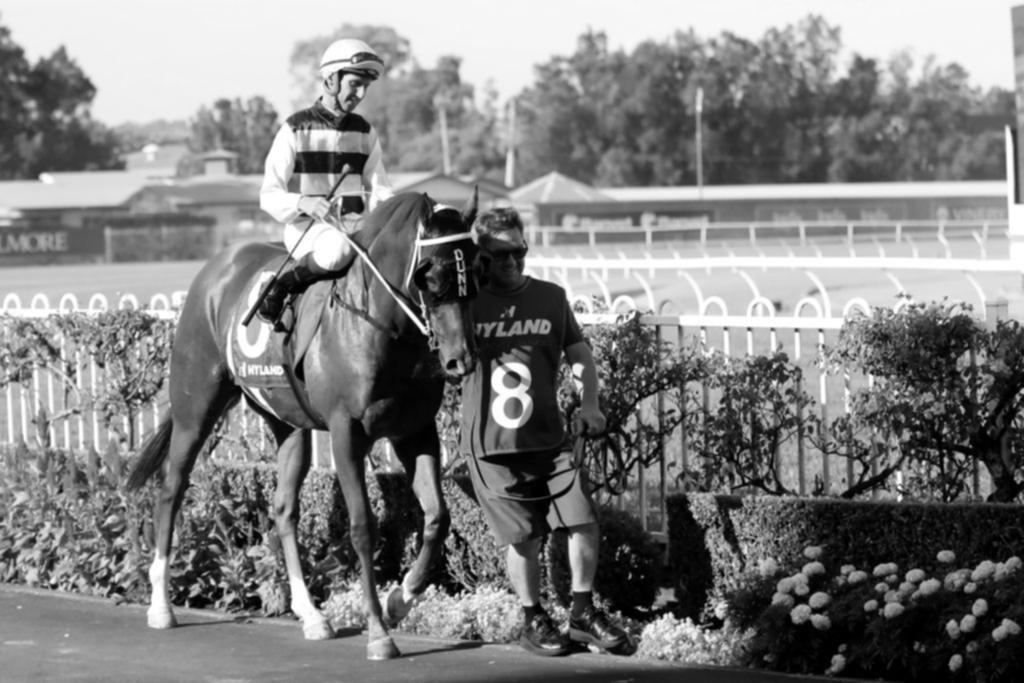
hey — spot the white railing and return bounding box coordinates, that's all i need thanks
[526,219,1008,252]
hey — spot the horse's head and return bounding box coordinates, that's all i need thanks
[410,191,479,379]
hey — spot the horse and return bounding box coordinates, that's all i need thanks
[125,191,478,660]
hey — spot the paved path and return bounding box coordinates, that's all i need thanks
[1,584,857,683]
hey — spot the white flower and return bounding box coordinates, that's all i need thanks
[948,654,963,672]
[966,640,979,654]
[884,590,900,604]
[839,564,855,576]
[776,577,794,594]
[993,625,1008,642]
[792,572,809,586]
[944,571,967,591]
[794,583,810,597]
[802,561,826,577]
[1005,556,1022,574]
[827,653,846,675]
[863,599,879,613]
[803,545,823,560]
[897,582,916,599]
[971,560,996,582]
[905,568,926,583]
[809,592,831,610]
[771,592,795,608]
[945,619,961,639]
[917,578,941,597]
[758,558,779,576]
[937,550,956,564]
[960,614,977,633]
[1001,618,1022,636]
[972,598,988,617]
[963,582,977,594]
[848,570,868,585]
[790,604,812,625]
[883,602,904,619]
[874,582,889,594]
[873,562,897,578]
[810,614,831,631]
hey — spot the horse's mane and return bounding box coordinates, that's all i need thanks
[359,192,433,248]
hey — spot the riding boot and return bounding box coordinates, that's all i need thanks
[257,254,329,324]
[256,243,360,325]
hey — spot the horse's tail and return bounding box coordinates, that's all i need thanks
[126,416,173,491]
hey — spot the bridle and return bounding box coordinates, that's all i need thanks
[333,216,474,342]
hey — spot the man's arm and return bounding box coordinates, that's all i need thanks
[565,340,606,435]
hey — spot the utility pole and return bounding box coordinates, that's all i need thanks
[434,93,452,175]
[504,97,517,188]
[695,86,704,199]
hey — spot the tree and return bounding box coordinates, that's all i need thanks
[186,97,279,174]
[0,17,121,178]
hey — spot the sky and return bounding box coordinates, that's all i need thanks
[3,0,1024,126]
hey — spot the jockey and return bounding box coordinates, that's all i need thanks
[257,37,395,324]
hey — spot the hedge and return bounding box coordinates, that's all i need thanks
[667,492,1024,620]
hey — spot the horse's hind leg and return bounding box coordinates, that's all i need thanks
[382,427,449,627]
[148,374,239,629]
[328,417,399,660]
[270,425,333,640]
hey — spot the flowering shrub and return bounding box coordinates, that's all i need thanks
[635,614,749,665]
[727,546,1024,681]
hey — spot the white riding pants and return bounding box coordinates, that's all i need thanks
[283,218,360,271]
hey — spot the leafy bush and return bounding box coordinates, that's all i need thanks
[824,300,1024,502]
[686,350,818,495]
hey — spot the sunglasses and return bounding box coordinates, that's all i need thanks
[481,246,528,261]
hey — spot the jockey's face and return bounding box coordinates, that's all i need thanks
[324,71,372,113]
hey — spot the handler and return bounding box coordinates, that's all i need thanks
[459,207,629,656]
[257,37,394,323]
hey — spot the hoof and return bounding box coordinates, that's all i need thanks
[382,586,417,627]
[147,606,177,630]
[301,615,336,641]
[366,635,400,660]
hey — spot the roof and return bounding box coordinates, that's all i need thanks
[598,180,1009,203]
[134,176,261,205]
[510,172,613,204]
[390,172,440,191]
[0,171,156,211]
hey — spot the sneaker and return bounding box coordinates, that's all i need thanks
[568,605,627,652]
[519,612,569,657]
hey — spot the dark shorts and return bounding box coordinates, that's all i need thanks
[466,448,598,547]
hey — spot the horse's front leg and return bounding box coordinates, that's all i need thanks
[273,427,334,640]
[383,428,449,627]
[330,417,399,660]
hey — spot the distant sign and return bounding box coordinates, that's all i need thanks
[0,225,105,262]
[554,211,710,230]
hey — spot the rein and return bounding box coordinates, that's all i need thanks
[336,225,473,338]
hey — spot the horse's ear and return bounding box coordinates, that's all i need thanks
[462,185,478,227]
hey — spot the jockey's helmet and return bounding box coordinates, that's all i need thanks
[319,39,385,81]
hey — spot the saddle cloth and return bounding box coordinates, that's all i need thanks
[226,258,332,390]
